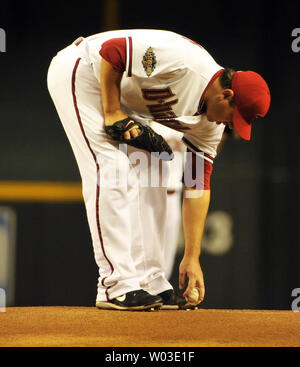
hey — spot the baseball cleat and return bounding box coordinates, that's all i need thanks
[158,289,198,310]
[96,290,163,311]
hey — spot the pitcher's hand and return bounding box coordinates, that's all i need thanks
[179,256,205,303]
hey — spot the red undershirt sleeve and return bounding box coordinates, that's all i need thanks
[182,149,213,190]
[99,38,127,73]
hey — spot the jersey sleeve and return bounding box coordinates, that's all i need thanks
[99,38,127,73]
[100,31,188,79]
[182,148,213,190]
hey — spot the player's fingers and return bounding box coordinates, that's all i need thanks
[183,274,197,298]
[124,126,140,140]
[123,131,131,140]
[196,283,205,302]
[130,127,140,138]
[179,271,186,290]
[195,279,205,302]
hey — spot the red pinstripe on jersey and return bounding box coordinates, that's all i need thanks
[127,36,133,77]
[197,69,224,114]
[71,57,114,301]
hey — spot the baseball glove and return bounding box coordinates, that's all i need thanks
[105,117,174,161]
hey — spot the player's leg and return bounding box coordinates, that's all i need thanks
[164,188,182,280]
[126,151,171,294]
[130,151,194,310]
[47,49,162,310]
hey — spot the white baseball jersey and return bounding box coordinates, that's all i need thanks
[75,29,225,162]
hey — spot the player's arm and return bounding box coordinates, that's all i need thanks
[179,188,210,302]
[100,38,138,139]
[179,151,213,302]
[100,58,128,125]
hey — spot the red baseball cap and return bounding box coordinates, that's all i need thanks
[232,71,271,140]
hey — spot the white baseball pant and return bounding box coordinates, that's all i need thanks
[47,42,173,302]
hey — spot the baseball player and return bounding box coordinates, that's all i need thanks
[47,29,270,310]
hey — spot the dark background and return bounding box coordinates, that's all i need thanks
[0,0,299,309]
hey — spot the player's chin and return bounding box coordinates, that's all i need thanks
[205,109,218,122]
[206,114,216,122]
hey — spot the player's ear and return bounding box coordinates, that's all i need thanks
[222,89,234,99]
[222,89,235,106]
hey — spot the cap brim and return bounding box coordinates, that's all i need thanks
[233,107,252,141]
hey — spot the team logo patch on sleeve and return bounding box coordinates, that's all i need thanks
[142,47,157,77]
